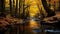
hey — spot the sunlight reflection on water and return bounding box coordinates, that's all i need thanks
[29,19,39,28]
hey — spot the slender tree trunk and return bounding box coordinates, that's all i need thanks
[41,0,55,17]
[15,0,18,17]
[0,0,2,12]
[23,0,25,18]
[13,0,15,17]
[20,0,24,19]
[19,0,20,18]
[23,0,29,19]
[10,0,13,16]
[25,7,29,19]
[19,0,22,18]
[58,0,60,11]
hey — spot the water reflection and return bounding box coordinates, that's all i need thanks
[28,18,41,34]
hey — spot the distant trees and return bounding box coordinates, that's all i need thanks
[9,0,30,19]
[0,0,58,18]
[20,0,30,19]
[0,0,34,19]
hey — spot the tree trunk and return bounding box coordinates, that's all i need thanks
[41,0,55,17]
[13,0,15,17]
[58,0,60,11]
[0,0,6,17]
[15,0,18,18]
[20,0,25,19]
[22,0,25,19]
[10,0,13,16]
[19,0,21,18]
